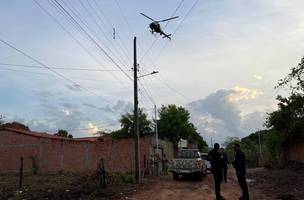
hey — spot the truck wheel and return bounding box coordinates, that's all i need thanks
[173,172,179,180]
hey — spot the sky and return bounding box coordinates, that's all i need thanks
[1,0,304,145]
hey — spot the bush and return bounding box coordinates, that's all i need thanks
[107,172,134,185]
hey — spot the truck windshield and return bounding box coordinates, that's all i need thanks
[177,150,199,158]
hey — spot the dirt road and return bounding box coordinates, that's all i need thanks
[116,171,242,200]
[116,166,304,200]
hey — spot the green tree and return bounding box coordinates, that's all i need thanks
[266,94,304,146]
[111,109,152,139]
[264,56,304,163]
[222,137,240,162]
[54,129,73,138]
[267,55,304,141]
[277,56,304,94]
[158,104,208,150]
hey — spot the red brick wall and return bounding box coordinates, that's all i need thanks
[0,130,97,174]
[288,143,304,163]
[0,130,156,174]
[0,130,40,173]
[95,136,151,173]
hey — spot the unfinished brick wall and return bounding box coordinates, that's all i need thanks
[0,130,40,173]
[0,128,174,174]
[0,130,96,174]
[95,136,151,173]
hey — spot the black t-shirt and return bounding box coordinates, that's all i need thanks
[208,149,224,173]
[233,150,246,174]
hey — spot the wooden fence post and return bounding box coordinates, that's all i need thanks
[19,157,24,190]
[98,159,106,188]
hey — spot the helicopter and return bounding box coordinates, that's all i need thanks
[140,13,179,40]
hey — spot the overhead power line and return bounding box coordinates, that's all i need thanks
[32,0,127,84]
[85,0,131,65]
[0,62,131,72]
[140,0,185,62]
[138,0,200,103]
[71,0,129,68]
[0,37,112,104]
[47,0,133,81]
[91,0,132,64]
[114,0,134,35]
[112,0,187,105]
[154,0,200,62]
[0,67,132,84]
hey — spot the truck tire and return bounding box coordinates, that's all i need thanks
[173,172,179,180]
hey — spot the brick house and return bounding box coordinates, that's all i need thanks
[0,123,174,174]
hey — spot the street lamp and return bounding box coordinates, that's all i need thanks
[138,71,159,79]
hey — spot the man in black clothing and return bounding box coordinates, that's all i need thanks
[220,148,229,183]
[208,143,225,200]
[232,143,249,200]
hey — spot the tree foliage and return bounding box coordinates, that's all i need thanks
[54,129,73,138]
[222,137,240,162]
[266,94,304,140]
[266,56,304,143]
[223,131,271,168]
[158,104,208,150]
[111,109,152,139]
[277,56,304,94]
[222,57,304,167]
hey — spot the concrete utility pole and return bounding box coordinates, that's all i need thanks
[258,131,262,158]
[211,137,213,148]
[154,105,159,153]
[133,36,140,183]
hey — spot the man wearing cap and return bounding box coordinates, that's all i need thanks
[208,143,225,200]
[232,143,249,200]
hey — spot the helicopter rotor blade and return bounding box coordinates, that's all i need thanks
[157,16,179,23]
[140,13,155,21]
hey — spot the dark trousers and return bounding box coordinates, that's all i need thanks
[222,168,227,183]
[213,171,222,200]
[237,172,249,200]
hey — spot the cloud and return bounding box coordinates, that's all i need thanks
[82,100,132,114]
[65,84,81,92]
[87,122,99,135]
[188,88,242,134]
[254,74,263,80]
[241,111,267,133]
[229,86,263,103]
[187,86,266,144]
[27,92,89,136]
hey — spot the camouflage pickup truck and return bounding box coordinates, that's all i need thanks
[169,149,207,181]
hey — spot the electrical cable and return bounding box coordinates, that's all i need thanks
[51,0,133,81]
[0,38,113,104]
[0,62,130,72]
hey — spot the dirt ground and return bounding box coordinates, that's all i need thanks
[247,165,304,200]
[1,166,304,200]
[116,167,304,200]
[115,170,242,200]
